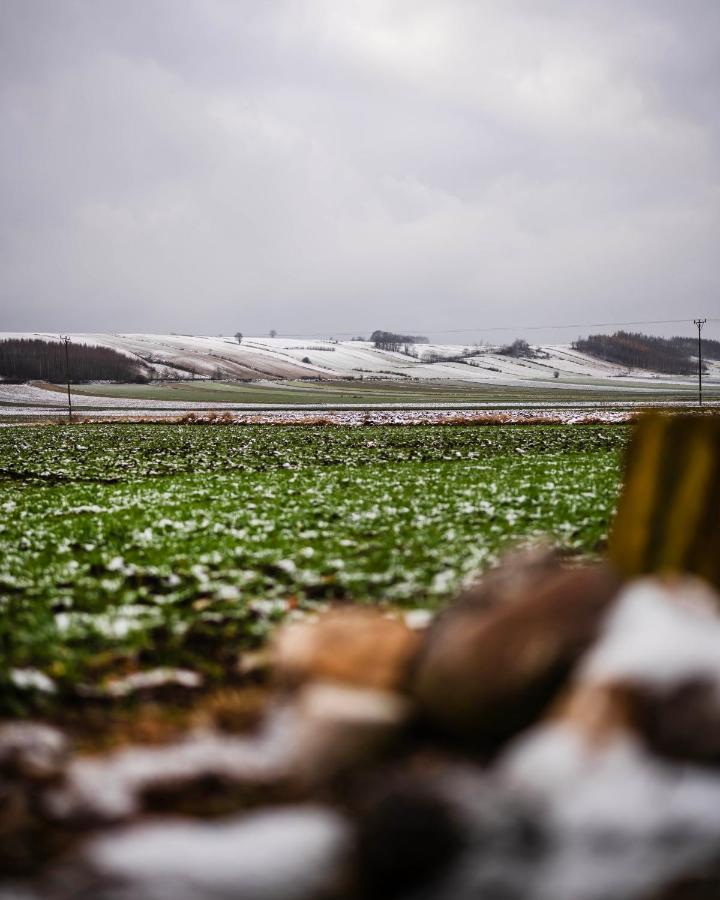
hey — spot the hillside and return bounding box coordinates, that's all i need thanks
[3,332,719,391]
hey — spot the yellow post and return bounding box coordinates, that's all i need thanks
[609,414,720,588]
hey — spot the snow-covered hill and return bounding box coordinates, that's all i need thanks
[2,333,718,387]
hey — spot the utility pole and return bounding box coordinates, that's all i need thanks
[61,335,73,421]
[693,318,706,407]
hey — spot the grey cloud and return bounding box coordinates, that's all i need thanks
[1,0,718,340]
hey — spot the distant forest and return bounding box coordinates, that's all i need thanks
[668,335,720,361]
[0,338,148,383]
[573,331,717,374]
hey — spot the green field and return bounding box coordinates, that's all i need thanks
[0,423,628,712]
[43,376,717,406]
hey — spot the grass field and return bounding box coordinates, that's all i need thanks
[0,423,628,712]
[46,377,717,406]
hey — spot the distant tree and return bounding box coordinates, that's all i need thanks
[269,329,277,338]
[302,356,311,364]
[498,338,537,359]
[553,370,560,379]
[234,332,243,344]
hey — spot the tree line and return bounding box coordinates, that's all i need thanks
[572,331,707,375]
[0,338,149,383]
[371,330,429,351]
[668,335,720,361]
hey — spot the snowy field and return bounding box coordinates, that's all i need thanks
[1,380,718,426]
[2,333,717,422]
[3,332,718,387]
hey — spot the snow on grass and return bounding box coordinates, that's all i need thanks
[1,380,717,423]
[0,423,624,696]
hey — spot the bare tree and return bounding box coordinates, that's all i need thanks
[234,332,243,344]
[269,329,277,338]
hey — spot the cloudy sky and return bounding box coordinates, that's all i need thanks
[1,0,718,341]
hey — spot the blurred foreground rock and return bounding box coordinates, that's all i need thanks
[5,556,720,899]
[273,608,420,692]
[413,563,621,748]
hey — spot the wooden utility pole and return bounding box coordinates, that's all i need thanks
[61,335,73,421]
[610,413,720,588]
[693,318,706,407]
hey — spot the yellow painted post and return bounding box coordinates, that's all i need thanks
[609,414,720,588]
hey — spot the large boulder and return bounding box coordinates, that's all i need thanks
[413,564,621,747]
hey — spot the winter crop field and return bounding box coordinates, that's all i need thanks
[0,422,627,712]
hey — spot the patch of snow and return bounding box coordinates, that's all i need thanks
[88,806,350,900]
[96,668,203,699]
[404,609,434,630]
[580,577,720,689]
[499,722,720,900]
[46,713,296,821]
[9,668,56,694]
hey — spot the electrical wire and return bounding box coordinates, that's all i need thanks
[275,317,720,339]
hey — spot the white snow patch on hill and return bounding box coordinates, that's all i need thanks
[2,333,717,388]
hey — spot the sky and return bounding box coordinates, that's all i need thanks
[1,0,719,342]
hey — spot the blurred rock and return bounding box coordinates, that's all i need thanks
[44,721,295,823]
[291,681,411,784]
[550,682,635,744]
[572,576,720,765]
[353,775,469,899]
[353,765,545,900]
[413,564,621,746]
[0,725,72,876]
[273,608,420,693]
[0,724,69,782]
[452,543,563,613]
[498,717,720,900]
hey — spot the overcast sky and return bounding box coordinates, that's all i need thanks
[1,0,718,341]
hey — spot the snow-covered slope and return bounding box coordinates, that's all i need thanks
[2,333,718,387]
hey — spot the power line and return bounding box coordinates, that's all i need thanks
[276,317,719,339]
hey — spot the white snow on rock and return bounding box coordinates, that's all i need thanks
[498,722,720,900]
[580,577,720,689]
[484,577,720,900]
[87,806,350,900]
[46,716,296,821]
